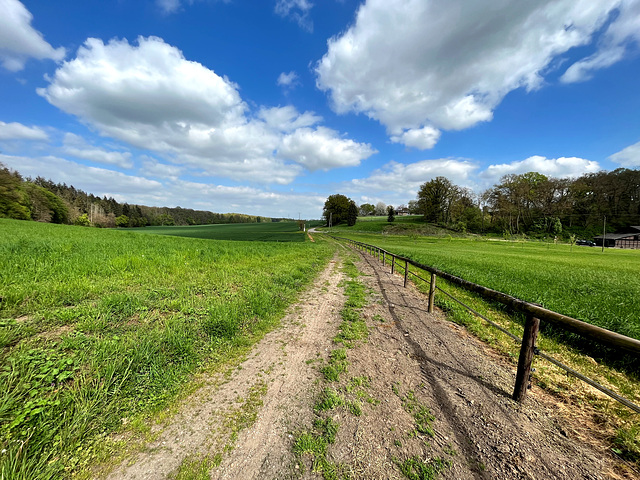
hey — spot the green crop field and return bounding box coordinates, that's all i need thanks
[325,216,453,235]
[332,231,640,341]
[131,220,321,242]
[0,219,332,479]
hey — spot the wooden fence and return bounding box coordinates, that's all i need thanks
[332,235,640,412]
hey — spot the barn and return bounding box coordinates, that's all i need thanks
[593,226,640,249]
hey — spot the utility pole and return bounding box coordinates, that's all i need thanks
[329,212,332,232]
[602,215,606,253]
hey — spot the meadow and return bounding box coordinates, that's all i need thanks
[331,231,640,341]
[132,220,324,242]
[0,218,332,479]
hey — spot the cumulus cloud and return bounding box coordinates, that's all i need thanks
[275,0,314,32]
[0,121,49,141]
[562,0,640,83]
[316,0,627,148]
[348,158,478,194]
[279,127,377,171]
[0,0,65,71]
[141,158,184,180]
[609,140,640,166]
[38,36,373,183]
[277,71,300,89]
[62,133,132,169]
[481,156,601,183]
[390,126,441,150]
[258,105,321,131]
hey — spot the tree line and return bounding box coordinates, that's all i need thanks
[0,163,284,227]
[325,168,640,237]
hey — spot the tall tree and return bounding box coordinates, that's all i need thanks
[323,194,355,226]
[387,205,395,222]
[347,200,358,226]
[417,176,457,223]
[359,203,375,216]
[374,201,387,216]
[0,164,30,220]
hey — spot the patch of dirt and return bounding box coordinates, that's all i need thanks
[36,324,73,340]
[104,255,346,480]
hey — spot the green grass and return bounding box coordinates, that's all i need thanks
[333,232,640,341]
[0,218,333,479]
[321,348,349,382]
[131,221,309,242]
[396,456,450,480]
[322,216,453,236]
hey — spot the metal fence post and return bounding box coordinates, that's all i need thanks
[403,260,408,287]
[391,256,395,274]
[428,273,437,313]
[513,315,540,402]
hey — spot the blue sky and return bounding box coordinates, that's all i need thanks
[1,0,639,219]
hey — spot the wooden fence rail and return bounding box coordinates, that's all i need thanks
[331,235,640,411]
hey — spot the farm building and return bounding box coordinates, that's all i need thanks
[593,226,640,249]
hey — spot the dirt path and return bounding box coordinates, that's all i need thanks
[105,245,619,479]
[334,248,610,479]
[106,255,346,480]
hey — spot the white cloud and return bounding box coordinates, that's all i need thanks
[141,158,184,180]
[0,153,161,197]
[275,0,314,32]
[609,140,640,166]
[481,156,601,183]
[0,0,65,71]
[258,105,321,132]
[277,71,300,88]
[390,126,441,150]
[316,0,625,148]
[562,0,640,83]
[168,179,326,217]
[348,158,478,194]
[38,36,373,184]
[157,0,182,14]
[279,127,377,171]
[62,133,132,169]
[0,121,49,141]
[0,152,327,218]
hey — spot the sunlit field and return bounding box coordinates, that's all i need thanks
[0,219,332,479]
[131,221,315,242]
[332,231,640,340]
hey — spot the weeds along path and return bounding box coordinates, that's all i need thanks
[349,248,609,479]
[105,254,346,480]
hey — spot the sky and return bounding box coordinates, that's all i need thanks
[1,0,639,219]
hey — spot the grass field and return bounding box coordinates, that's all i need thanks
[0,218,332,479]
[331,232,640,342]
[324,216,455,236]
[131,220,323,242]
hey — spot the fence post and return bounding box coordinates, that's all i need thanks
[383,251,385,266]
[403,260,408,287]
[513,315,540,402]
[391,256,395,274]
[428,273,437,313]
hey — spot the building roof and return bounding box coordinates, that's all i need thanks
[593,232,639,240]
